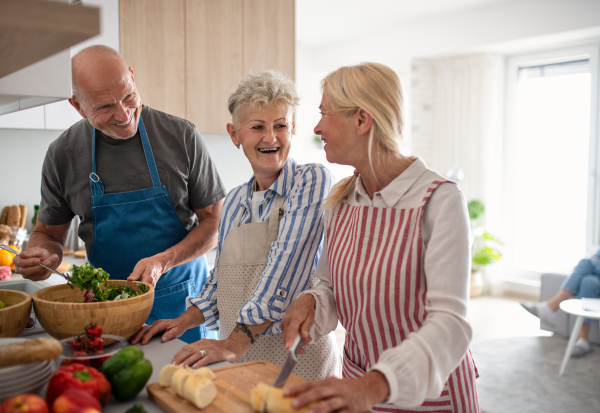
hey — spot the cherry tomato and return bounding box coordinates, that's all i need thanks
[72,338,84,351]
[86,337,104,353]
[86,324,103,338]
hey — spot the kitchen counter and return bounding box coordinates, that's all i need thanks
[29,331,230,413]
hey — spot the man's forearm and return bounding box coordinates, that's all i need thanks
[159,218,219,273]
[27,222,70,262]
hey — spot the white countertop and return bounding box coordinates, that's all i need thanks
[27,331,230,413]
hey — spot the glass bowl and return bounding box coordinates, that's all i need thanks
[57,334,127,370]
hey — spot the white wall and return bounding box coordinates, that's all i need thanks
[0,129,63,231]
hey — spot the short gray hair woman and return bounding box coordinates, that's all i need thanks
[132,70,341,381]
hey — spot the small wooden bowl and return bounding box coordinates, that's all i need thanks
[0,290,32,337]
[33,280,154,340]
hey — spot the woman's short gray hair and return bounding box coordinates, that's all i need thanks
[228,70,300,124]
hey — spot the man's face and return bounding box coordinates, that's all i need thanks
[70,67,142,139]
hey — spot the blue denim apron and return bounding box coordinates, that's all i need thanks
[87,117,217,343]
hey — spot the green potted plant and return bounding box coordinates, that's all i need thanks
[468,200,503,297]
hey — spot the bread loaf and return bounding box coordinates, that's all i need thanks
[0,337,63,367]
[0,207,8,225]
[0,224,10,245]
[158,364,182,387]
[251,382,310,413]
[18,205,27,228]
[191,366,216,381]
[171,367,193,397]
[6,205,20,228]
[183,376,217,409]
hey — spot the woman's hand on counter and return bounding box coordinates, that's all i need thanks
[172,338,239,368]
[281,294,316,355]
[283,371,390,413]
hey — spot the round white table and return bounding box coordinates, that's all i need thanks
[558,299,600,376]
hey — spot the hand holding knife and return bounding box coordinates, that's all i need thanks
[261,332,304,413]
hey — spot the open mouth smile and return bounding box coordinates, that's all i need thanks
[111,113,134,128]
[258,148,280,153]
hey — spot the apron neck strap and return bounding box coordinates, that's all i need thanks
[90,114,162,194]
[138,116,162,187]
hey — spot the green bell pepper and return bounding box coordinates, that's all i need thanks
[99,345,153,401]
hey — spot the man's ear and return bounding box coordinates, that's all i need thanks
[356,108,373,136]
[226,123,240,147]
[68,97,87,119]
[129,67,135,82]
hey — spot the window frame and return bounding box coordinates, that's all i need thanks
[504,44,600,280]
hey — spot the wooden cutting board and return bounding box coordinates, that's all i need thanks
[147,360,307,413]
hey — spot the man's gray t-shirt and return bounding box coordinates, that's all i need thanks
[38,105,226,254]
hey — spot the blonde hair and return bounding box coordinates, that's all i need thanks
[322,62,405,208]
[228,70,300,124]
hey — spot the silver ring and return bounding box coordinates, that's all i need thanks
[199,349,206,358]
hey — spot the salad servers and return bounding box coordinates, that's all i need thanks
[0,244,70,281]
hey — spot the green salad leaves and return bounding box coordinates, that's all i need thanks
[68,263,150,302]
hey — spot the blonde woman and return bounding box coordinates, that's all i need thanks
[132,70,341,381]
[281,63,480,412]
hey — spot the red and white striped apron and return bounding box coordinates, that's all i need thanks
[327,178,480,413]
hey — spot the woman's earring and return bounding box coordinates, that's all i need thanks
[236,143,241,149]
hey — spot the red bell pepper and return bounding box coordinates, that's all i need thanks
[46,363,112,407]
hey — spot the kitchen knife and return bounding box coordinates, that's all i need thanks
[261,333,304,413]
[273,332,303,388]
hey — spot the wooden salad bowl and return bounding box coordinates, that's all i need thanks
[32,280,154,340]
[0,290,32,337]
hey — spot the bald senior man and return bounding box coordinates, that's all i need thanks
[14,45,225,343]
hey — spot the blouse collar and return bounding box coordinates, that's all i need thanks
[353,157,428,207]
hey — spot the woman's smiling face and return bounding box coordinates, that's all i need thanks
[230,103,294,189]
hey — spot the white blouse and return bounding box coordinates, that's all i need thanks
[303,157,473,407]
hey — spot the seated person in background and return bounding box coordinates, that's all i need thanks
[520,248,600,358]
[132,70,341,380]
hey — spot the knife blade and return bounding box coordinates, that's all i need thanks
[273,332,303,388]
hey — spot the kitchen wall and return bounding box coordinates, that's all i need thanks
[0,128,60,231]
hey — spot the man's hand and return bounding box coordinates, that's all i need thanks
[130,306,206,345]
[127,254,168,286]
[281,294,316,354]
[13,247,58,281]
[15,221,70,281]
[130,318,186,345]
[283,372,390,413]
[172,338,240,368]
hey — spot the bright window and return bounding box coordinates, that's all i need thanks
[506,47,599,277]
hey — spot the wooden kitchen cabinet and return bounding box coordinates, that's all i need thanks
[186,0,243,134]
[120,0,295,134]
[243,0,295,79]
[120,0,186,120]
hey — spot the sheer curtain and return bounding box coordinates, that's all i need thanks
[431,54,505,245]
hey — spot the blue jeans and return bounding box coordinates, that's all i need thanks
[561,248,600,323]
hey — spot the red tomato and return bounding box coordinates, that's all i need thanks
[85,324,102,339]
[71,338,83,352]
[85,337,103,353]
